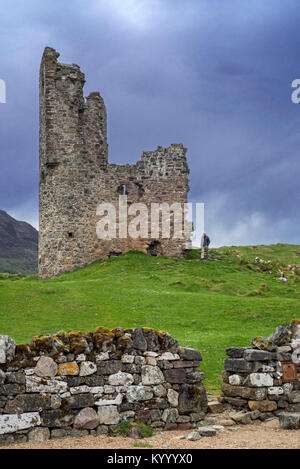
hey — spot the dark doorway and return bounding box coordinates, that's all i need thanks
[147,240,162,256]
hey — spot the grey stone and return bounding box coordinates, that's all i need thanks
[179,347,202,361]
[268,325,292,346]
[3,371,25,384]
[132,328,147,351]
[25,376,68,394]
[4,394,52,414]
[162,408,178,423]
[51,395,62,409]
[63,393,95,408]
[40,409,73,427]
[108,371,134,386]
[95,393,123,406]
[279,412,300,429]
[135,356,146,366]
[288,391,300,403]
[186,370,205,384]
[0,336,16,363]
[243,373,273,387]
[121,354,135,364]
[97,360,122,375]
[0,383,26,395]
[79,361,97,376]
[74,407,99,429]
[178,384,208,414]
[197,426,217,437]
[34,356,58,377]
[243,350,275,361]
[96,425,108,435]
[164,368,186,383]
[150,409,162,421]
[0,370,5,384]
[186,431,201,441]
[167,388,179,407]
[141,365,165,385]
[126,385,153,402]
[224,358,253,373]
[28,427,50,442]
[153,384,167,397]
[98,405,120,425]
[225,347,250,358]
[51,428,89,439]
[0,412,41,435]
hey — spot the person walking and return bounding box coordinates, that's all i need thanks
[200,232,210,259]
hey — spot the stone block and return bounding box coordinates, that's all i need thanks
[178,383,207,414]
[164,368,186,384]
[243,373,273,387]
[167,388,179,407]
[221,382,267,400]
[0,412,41,435]
[126,385,153,402]
[25,376,68,394]
[243,350,276,361]
[4,394,52,414]
[197,426,217,436]
[0,336,16,364]
[141,365,165,385]
[97,360,122,375]
[35,356,58,377]
[207,401,224,413]
[40,409,73,427]
[162,408,178,423]
[279,412,300,429]
[98,405,120,425]
[179,347,202,361]
[225,347,250,358]
[224,358,253,373]
[248,400,277,412]
[108,371,134,386]
[74,407,99,429]
[79,361,97,376]
[28,427,50,442]
[57,362,79,376]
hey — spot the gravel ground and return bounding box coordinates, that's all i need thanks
[3,419,300,450]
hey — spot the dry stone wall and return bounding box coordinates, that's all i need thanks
[220,320,300,428]
[0,327,207,445]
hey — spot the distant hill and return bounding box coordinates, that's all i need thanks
[0,210,38,274]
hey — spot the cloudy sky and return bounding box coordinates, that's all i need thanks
[1,0,300,247]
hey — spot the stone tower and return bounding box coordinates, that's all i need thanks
[39,47,191,279]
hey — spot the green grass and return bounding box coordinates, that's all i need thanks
[133,442,153,448]
[0,244,299,394]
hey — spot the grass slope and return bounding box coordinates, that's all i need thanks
[0,244,300,393]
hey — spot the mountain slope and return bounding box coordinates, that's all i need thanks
[0,210,38,274]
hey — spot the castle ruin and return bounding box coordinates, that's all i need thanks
[39,47,191,279]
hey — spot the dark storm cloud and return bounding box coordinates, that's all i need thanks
[0,0,299,245]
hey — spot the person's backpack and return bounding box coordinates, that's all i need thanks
[206,236,210,246]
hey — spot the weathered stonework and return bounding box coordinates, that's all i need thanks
[0,327,207,445]
[39,47,191,279]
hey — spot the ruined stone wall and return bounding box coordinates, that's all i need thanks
[39,47,191,279]
[220,321,300,424]
[0,327,207,445]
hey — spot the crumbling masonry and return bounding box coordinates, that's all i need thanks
[39,47,191,279]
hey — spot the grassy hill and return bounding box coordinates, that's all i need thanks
[0,210,38,274]
[0,244,299,393]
